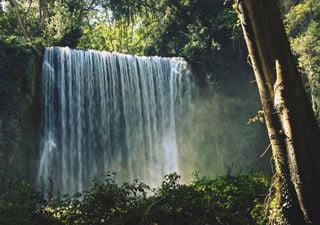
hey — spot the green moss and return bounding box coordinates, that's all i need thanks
[0,37,44,191]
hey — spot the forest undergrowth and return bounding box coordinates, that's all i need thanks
[0,172,270,225]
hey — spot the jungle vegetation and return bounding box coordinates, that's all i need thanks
[1,173,270,225]
[1,0,320,224]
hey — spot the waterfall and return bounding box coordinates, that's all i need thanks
[38,47,192,194]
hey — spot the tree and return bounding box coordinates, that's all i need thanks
[236,0,320,224]
[0,0,100,46]
[7,0,29,37]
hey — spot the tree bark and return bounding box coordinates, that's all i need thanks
[236,0,320,224]
[8,0,29,38]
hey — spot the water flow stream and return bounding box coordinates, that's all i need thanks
[38,47,192,194]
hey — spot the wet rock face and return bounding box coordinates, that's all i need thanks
[0,41,42,190]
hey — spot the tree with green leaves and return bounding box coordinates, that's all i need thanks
[237,0,320,224]
[0,0,100,46]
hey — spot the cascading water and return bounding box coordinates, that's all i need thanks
[38,47,192,195]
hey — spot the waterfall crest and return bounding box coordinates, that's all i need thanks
[38,47,192,194]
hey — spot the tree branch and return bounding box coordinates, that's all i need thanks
[8,0,29,38]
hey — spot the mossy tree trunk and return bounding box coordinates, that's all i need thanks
[236,0,320,224]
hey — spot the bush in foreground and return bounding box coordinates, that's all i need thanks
[0,173,270,225]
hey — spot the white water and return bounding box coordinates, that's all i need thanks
[38,47,192,194]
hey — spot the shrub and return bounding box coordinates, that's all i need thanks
[0,173,270,225]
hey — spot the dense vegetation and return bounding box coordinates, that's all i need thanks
[283,0,320,122]
[1,0,320,224]
[1,0,319,97]
[0,173,269,225]
[0,0,243,81]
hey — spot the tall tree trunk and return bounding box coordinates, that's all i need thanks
[236,0,320,224]
[8,0,29,38]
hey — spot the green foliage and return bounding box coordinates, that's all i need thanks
[41,2,78,46]
[192,174,269,225]
[0,173,270,225]
[44,173,151,225]
[0,0,242,80]
[0,181,43,225]
[0,35,44,53]
[141,0,242,79]
[284,0,320,122]
[77,16,152,54]
[0,0,97,46]
[78,0,243,80]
